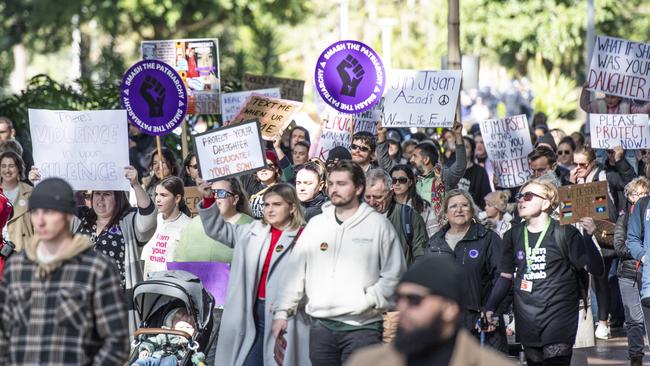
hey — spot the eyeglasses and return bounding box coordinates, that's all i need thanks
[557,150,571,155]
[393,292,427,307]
[350,143,370,153]
[448,203,471,211]
[213,189,234,199]
[515,191,546,202]
[189,164,198,169]
[575,162,590,169]
[391,176,409,185]
[630,191,648,199]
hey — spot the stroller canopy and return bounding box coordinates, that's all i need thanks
[133,270,213,330]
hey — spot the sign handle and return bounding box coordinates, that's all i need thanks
[181,118,189,159]
[156,136,166,178]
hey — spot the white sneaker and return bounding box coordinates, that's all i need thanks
[595,323,610,340]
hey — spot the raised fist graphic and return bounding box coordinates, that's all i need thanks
[139,76,166,117]
[336,55,365,97]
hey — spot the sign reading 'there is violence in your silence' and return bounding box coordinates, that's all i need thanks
[193,120,266,183]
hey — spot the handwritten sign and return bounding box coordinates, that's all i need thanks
[142,38,221,114]
[479,115,533,188]
[193,120,266,182]
[559,181,609,225]
[184,187,202,217]
[220,88,281,123]
[29,109,130,191]
[229,94,302,139]
[587,35,650,101]
[383,69,462,128]
[314,104,382,161]
[243,74,305,102]
[589,113,650,149]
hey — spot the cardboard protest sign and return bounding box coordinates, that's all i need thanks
[142,38,221,114]
[558,181,609,225]
[29,109,130,191]
[120,59,187,135]
[589,113,650,149]
[478,115,533,188]
[383,69,462,128]
[587,35,650,101]
[167,261,230,306]
[184,187,202,217]
[243,73,305,102]
[193,120,266,182]
[220,88,281,123]
[315,40,385,113]
[229,95,302,139]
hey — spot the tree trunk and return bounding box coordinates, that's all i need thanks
[9,43,28,93]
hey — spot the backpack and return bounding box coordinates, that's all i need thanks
[554,224,591,313]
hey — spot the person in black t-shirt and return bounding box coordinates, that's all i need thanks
[501,177,604,366]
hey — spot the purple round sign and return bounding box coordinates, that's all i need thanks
[315,40,385,113]
[120,59,187,136]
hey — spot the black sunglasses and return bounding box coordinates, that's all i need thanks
[515,191,546,202]
[557,150,571,155]
[213,189,234,199]
[392,176,409,185]
[350,143,370,153]
[393,292,427,307]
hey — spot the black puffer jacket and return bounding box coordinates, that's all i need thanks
[301,192,328,222]
[614,204,640,280]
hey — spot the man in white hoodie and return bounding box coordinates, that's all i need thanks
[272,160,406,366]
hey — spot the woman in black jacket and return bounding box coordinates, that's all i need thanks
[613,177,650,366]
[424,189,509,353]
[295,162,327,222]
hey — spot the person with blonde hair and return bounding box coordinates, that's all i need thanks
[501,178,604,366]
[481,190,513,238]
[197,181,309,366]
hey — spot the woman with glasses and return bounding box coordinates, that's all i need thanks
[424,189,510,353]
[389,164,436,237]
[613,177,650,366]
[502,177,603,366]
[556,137,575,171]
[180,152,199,187]
[197,182,309,366]
[295,162,327,222]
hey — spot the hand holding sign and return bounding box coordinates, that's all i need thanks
[580,217,597,235]
[124,166,139,187]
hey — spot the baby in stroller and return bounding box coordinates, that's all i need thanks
[131,308,205,366]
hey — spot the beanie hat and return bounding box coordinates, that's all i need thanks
[29,177,76,214]
[399,257,463,304]
[326,146,352,165]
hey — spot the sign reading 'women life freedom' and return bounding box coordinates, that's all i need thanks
[29,109,130,191]
[192,120,266,183]
[315,40,385,113]
[383,69,462,128]
[120,59,188,136]
[478,114,533,188]
[587,35,650,101]
[589,113,650,149]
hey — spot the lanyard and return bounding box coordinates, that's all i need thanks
[524,220,550,269]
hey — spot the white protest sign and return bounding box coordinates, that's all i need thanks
[193,120,265,182]
[383,69,462,128]
[587,35,650,101]
[29,109,130,191]
[589,114,650,149]
[478,115,533,188]
[314,107,354,161]
[220,88,281,123]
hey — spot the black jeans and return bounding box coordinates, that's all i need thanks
[524,343,573,366]
[309,320,382,366]
[619,276,645,359]
[592,257,614,322]
[242,300,265,366]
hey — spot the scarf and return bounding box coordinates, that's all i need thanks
[430,163,446,227]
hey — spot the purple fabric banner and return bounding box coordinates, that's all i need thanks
[167,261,230,306]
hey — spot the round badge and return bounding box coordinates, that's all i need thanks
[468,249,479,259]
[120,59,187,136]
[275,245,284,253]
[17,199,26,207]
[320,242,329,251]
[315,40,385,113]
[516,250,525,261]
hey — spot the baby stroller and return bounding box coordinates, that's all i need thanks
[130,270,216,366]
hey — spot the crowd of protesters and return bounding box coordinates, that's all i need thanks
[0,81,650,366]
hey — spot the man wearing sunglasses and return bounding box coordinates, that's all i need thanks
[347,257,514,366]
[350,131,377,174]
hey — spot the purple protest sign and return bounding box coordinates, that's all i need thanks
[167,261,230,306]
[120,59,187,136]
[315,40,385,114]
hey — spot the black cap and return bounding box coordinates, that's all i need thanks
[535,133,557,152]
[399,257,463,304]
[29,177,76,214]
[326,146,352,165]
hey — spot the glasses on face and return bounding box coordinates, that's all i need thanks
[391,176,409,185]
[575,162,590,169]
[393,292,427,307]
[630,191,648,199]
[350,143,370,153]
[448,203,470,212]
[515,191,546,202]
[213,189,234,199]
[557,150,571,155]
